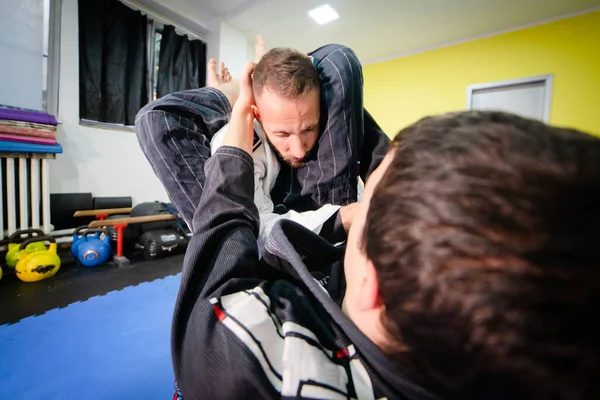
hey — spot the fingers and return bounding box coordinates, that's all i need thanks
[224,61,257,152]
[232,61,257,113]
[240,61,256,91]
[244,60,256,75]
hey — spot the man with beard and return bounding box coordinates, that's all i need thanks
[135,40,389,243]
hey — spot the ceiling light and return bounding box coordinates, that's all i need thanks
[308,4,339,25]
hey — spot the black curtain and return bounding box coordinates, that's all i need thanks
[157,25,206,98]
[79,0,148,125]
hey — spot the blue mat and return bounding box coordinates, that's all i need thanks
[0,274,181,399]
[0,140,63,154]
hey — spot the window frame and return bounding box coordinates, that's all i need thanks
[149,22,164,103]
[45,0,62,117]
[466,74,554,123]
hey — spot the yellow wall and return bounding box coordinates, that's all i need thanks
[363,10,600,137]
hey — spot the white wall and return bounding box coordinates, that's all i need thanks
[50,0,169,205]
[0,0,44,110]
[207,19,222,64]
[247,38,256,65]
[50,0,247,206]
[218,21,249,78]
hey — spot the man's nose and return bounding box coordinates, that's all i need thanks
[289,136,306,159]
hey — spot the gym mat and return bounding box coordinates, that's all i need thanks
[0,140,62,154]
[0,269,182,399]
[0,120,57,132]
[0,107,58,126]
[0,133,56,145]
[0,124,56,138]
[0,253,184,325]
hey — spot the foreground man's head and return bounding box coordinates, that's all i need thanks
[344,110,600,400]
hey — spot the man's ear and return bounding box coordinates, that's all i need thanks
[251,105,260,121]
[357,260,384,312]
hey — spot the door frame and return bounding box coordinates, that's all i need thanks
[466,74,554,123]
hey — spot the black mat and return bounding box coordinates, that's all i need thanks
[0,252,184,325]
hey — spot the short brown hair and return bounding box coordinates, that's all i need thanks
[365,111,600,400]
[253,47,319,98]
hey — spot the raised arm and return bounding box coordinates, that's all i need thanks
[172,62,266,397]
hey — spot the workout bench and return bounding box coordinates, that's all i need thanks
[88,214,178,267]
[73,207,133,220]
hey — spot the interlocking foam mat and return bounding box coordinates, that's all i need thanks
[0,258,182,399]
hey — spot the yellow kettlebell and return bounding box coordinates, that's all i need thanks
[15,236,61,283]
[5,229,46,269]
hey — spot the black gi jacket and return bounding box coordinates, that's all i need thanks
[172,146,442,400]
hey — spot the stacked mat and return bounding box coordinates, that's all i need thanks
[0,107,63,154]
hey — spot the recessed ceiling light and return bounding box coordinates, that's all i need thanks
[308,4,339,25]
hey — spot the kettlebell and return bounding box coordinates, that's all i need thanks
[76,228,112,267]
[15,236,61,283]
[5,229,46,269]
[71,225,96,258]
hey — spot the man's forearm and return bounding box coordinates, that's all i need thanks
[222,108,254,154]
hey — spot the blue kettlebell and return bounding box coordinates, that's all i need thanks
[76,228,112,267]
[72,225,99,258]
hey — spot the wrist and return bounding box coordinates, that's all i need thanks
[223,108,254,154]
[231,103,254,118]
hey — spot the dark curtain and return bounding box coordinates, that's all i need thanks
[79,0,148,125]
[157,25,206,98]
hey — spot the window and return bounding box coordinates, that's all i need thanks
[0,0,57,112]
[153,24,207,101]
[78,0,207,129]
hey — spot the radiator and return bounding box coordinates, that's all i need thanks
[0,156,51,241]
